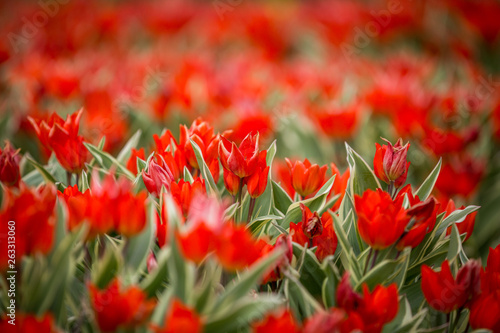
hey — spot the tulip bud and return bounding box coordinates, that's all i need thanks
[147,251,158,273]
[142,157,174,197]
[336,273,362,312]
[0,141,21,187]
[374,138,410,188]
[456,259,482,299]
[275,234,293,265]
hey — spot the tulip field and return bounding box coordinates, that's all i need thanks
[1,0,500,332]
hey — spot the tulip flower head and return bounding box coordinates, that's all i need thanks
[373,138,410,189]
[285,158,327,198]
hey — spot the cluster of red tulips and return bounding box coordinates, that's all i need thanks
[1,0,500,332]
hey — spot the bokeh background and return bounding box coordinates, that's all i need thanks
[1,0,499,260]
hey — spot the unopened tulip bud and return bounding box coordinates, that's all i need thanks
[142,158,174,197]
[0,141,21,187]
[374,138,410,188]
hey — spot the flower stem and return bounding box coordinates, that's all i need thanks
[364,248,373,275]
[371,250,379,270]
[66,171,72,187]
[247,198,256,223]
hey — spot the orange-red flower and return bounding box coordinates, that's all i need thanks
[126,147,145,175]
[0,184,56,271]
[285,158,327,198]
[179,118,220,173]
[152,299,202,333]
[308,102,360,139]
[0,313,59,333]
[373,138,410,188]
[176,222,216,264]
[59,174,147,239]
[444,199,477,242]
[289,204,337,261]
[0,141,21,187]
[215,223,269,271]
[354,189,409,250]
[245,153,269,198]
[421,259,481,313]
[170,178,206,216]
[223,167,240,196]
[253,309,301,333]
[435,157,484,199]
[219,132,262,178]
[304,308,364,333]
[28,109,89,174]
[89,279,155,332]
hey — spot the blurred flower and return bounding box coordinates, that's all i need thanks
[421,259,481,313]
[0,141,21,187]
[215,223,269,271]
[0,313,59,333]
[435,157,484,199]
[28,109,89,174]
[126,147,145,175]
[285,158,327,198]
[354,189,409,250]
[329,164,350,211]
[143,157,174,197]
[177,221,216,264]
[373,138,410,188]
[0,184,56,271]
[308,102,360,139]
[304,308,364,333]
[152,299,202,333]
[444,199,477,242]
[170,178,206,216]
[89,279,155,332]
[253,309,301,333]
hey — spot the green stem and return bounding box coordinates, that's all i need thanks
[364,248,373,275]
[370,250,379,270]
[247,198,256,223]
[66,171,72,187]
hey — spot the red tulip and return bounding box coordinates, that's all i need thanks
[179,118,220,172]
[334,273,399,333]
[435,157,484,199]
[126,147,145,175]
[170,178,206,216]
[143,158,174,197]
[152,299,202,333]
[0,184,56,271]
[309,102,360,139]
[253,309,301,333]
[0,313,58,332]
[223,167,240,196]
[421,259,481,313]
[469,291,500,332]
[219,132,261,178]
[285,158,328,198]
[397,196,438,250]
[89,279,155,332]
[373,138,410,188]
[28,109,89,174]
[245,164,269,198]
[289,205,337,261]
[215,223,269,271]
[176,222,216,264]
[354,189,409,250]
[444,199,476,242]
[0,141,21,187]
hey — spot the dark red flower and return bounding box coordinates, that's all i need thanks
[373,138,410,188]
[435,157,484,199]
[421,259,481,313]
[0,141,21,187]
